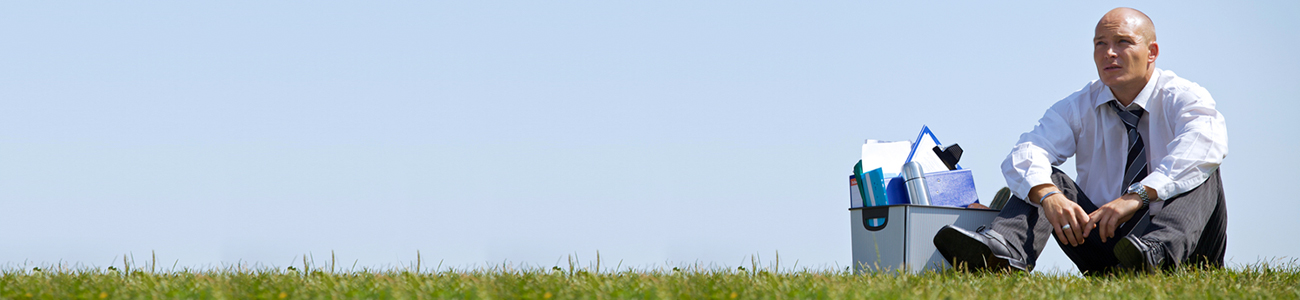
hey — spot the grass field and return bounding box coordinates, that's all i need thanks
[1,259,1296,299]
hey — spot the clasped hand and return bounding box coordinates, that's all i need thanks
[1041,194,1089,246]
[1086,194,1143,243]
[1041,193,1142,246]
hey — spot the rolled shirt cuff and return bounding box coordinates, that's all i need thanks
[1013,171,1055,208]
[1139,172,1174,201]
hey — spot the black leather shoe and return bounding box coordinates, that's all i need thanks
[933,225,1029,272]
[1114,235,1166,273]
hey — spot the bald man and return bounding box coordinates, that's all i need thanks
[933,8,1229,275]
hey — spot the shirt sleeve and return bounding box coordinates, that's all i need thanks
[1002,98,1079,207]
[1140,86,1228,201]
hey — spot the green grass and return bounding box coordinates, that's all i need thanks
[1,262,1296,299]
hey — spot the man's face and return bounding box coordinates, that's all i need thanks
[1093,19,1154,89]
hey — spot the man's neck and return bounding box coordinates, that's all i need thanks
[1111,88,1139,106]
[1110,70,1155,106]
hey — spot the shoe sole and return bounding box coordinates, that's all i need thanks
[1114,237,1153,273]
[934,227,1010,271]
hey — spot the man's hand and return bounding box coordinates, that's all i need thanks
[1041,193,1090,246]
[1086,194,1143,243]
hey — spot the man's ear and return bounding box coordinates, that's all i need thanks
[1148,41,1159,64]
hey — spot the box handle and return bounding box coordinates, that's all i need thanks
[861,206,889,232]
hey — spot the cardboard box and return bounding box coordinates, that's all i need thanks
[849,205,1000,273]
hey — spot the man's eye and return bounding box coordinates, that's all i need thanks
[1095,41,1106,46]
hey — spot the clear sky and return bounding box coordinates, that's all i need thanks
[2,1,1297,275]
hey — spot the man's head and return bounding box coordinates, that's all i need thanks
[1094,7,1158,100]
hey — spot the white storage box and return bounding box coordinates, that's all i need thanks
[849,205,1000,273]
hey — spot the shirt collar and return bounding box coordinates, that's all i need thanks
[1096,68,1161,110]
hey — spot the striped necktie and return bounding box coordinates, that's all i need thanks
[1109,101,1148,191]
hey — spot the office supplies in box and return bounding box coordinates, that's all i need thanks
[851,162,892,227]
[847,125,993,274]
[885,169,978,207]
[857,125,980,208]
[852,161,890,208]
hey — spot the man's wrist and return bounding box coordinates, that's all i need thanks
[1117,194,1145,209]
[1028,184,1059,205]
[1145,186,1160,202]
[1126,182,1151,208]
[1039,191,1062,206]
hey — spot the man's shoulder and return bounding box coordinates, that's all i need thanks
[1154,69,1212,102]
[1073,79,1107,96]
[1156,69,1205,92]
[1051,80,1106,109]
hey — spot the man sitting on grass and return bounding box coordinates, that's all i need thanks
[933,7,1228,275]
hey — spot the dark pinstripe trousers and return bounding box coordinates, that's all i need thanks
[990,167,1228,275]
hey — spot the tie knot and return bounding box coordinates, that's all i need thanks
[1109,101,1144,127]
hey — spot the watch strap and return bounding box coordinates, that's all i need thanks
[1136,185,1149,208]
[1128,182,1150,209]
[1139,192,1149,209]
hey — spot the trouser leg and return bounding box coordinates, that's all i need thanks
[1055,184,1148,275]
[1138,169,1228,268]
[990,167,1146,274]
[989,189,1054,267]
[989,168,1094,267]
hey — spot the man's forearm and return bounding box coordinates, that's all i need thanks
[1003,141,1070,204]
[1027,183,1060,205]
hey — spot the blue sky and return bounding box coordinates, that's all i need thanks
[2,1,1297,274]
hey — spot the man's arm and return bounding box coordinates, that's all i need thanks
[1002,97,1078,205]
[1143,86,1227,201]
[1002,96,1091,246]
[1088,85,1228,242]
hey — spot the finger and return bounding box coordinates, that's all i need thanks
[1064,211,1080,246]
[1053,205,1073,246]
[1070,217,1083,246]
[1076,208,1091,239]
[1071,207,1092,245]
[1049,211,1070,246]
[1111,213,1123,240]
[1109,214,1121,243]
[1050,214,1065,244]
[1097,213,1108,243]
[1102,213,1117,243]
[1082,215,1097,236]
[1053,210,1071,246]
[1060,225,1075,247]
[1081,213,1093,239]
[1046,199,1070,245]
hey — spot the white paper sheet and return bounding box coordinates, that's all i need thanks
[861,140,912,175]
[909,131,951,174]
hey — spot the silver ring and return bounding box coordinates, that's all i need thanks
[1061,224,1072,230]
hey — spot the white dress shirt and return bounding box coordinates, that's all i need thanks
[1002,68,1228,213]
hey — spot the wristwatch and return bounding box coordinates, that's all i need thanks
[1127,182,1150,209]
